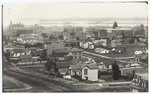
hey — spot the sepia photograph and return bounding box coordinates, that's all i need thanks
[2,1,149,93]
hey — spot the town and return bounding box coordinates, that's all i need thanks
[3,2,148,93]
[3,19,148,92]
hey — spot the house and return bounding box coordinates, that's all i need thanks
[52,49,69,58]
[95,58,114,70]
[68,48,83,60]
[115,60,141,68]
[64,39,80,48]
[10,48,30,58]
[46,43,65,56]
[92,29,107,39]
[135,54,148,64]
[69,63,98,81]
[55,60,76,75]
[82,63,98,81]
[97,62,108,70]
[120,66,146,76]
[19,54,33,62]
[110,39,122,48]
[80,41,95,50]
[75,33,86,41]
[115,43,146,54]
[69,64,82,76]
[93,39,107,47]
[131,73,148,92]
[107,28,133,39]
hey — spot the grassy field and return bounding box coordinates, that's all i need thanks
[3,74,28,91]
[19,66,131,92]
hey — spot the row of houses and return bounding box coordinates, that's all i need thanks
[50,52,147,82]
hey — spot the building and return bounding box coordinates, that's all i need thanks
[93,29,107,39]
[52,49,69,58]
[80,41,95,50]
[69,64,82,76]
[115,43,146,54]
[46,43,66,56]
[16,34,44,44]
[131,73,148,92]
[16,30,33,37]
[107,28,133,39]
[120,66,146,77]
[69,63,98,81]
[55,60,75,75]
[10,48,30,58]
[82,63,98,81]
[64,39,80,48]
[75,33,86,41]
[19,54,33,62]
[68,48,83,60]
[135,54,148,64]
[95,58,114,70]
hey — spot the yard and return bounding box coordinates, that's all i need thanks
[19,65,132,92]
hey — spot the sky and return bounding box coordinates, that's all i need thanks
[3,2,148,26]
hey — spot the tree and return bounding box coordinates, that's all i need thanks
[113,21,118,29]
[121,30,125,39]
[112,60,121,80]
[58,35,64,40]
[44,58,58,73]
[49,34,56,40]
[44,58,54,72]
[129,36,139,44]
[5,50,10,61]
[41,33,48,39]
[134,24,145,35]
[40,49,47,60]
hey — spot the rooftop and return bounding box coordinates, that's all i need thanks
[11,48,29,53]
[84,63,98,69]
[55,60,74,68]
[20,55,32,59]
[70,48,83,52]
[70,63,98,70]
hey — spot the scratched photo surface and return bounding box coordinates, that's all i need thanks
[2,2,148,92]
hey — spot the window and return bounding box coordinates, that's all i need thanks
[84,69,88,75]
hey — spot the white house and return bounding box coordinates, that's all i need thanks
[82,64,98,81]
[10,48,30,58]
[69,63,98,81]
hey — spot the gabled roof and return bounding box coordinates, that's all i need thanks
[55,60,73,68]
[70,64,82,70]
[83,63,98,69]
[70,63,98,70]
[97,58,114,67]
